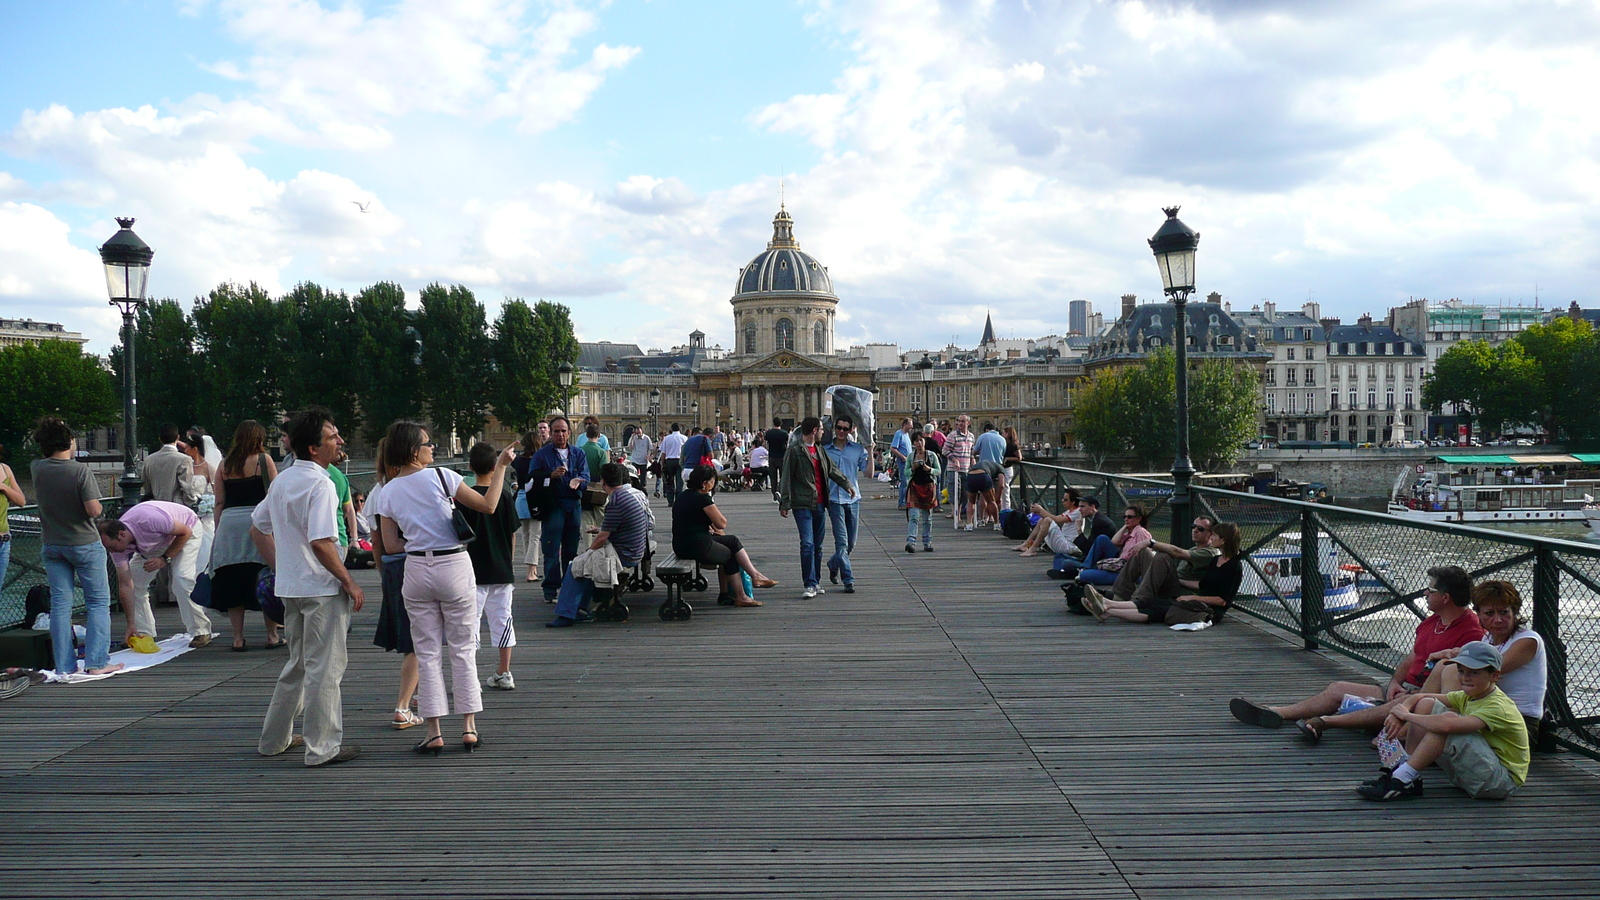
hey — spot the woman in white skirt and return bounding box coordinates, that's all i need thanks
[370,421,514,756]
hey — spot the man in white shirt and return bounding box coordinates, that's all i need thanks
[658,423,687,504]
[250,409,366,766]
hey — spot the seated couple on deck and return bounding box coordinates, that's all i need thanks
[1069,517,1245,627]
[1229,570,1543,801]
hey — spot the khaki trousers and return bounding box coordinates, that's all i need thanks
[258,592,352,765]
[126,538,212,637]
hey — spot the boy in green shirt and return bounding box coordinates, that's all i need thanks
[1359,640,1529,801]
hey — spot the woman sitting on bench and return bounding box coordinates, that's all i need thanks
[672,465,778,607]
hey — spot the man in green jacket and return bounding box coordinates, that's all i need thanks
[779,416,856,598]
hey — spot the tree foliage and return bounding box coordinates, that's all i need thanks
[110,299,202,448]
[281,282,361,431]
[353,281,421,444]
[1071,349,1260,471]
[491,299,578,433]
[191,282,292,441]
[0,340,119,461]
[1424,337,1560,438]
[417,283,493,449]
[1512,317,1596,440]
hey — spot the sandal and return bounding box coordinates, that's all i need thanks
[753,577,778,589]
[231,640,249,652]
[264,637,287,650]
[1297,717,1324,745]
[392,708,424,730]
[1229,698,1284,729]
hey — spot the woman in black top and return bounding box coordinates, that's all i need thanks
[207,419,281,651]
[672,465,777,608]
[1092,522,1245,624]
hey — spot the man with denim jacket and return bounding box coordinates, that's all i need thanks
[526,416,590,603]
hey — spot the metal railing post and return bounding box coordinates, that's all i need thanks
[1531,545,1566,752]
[1299,507,1323,651]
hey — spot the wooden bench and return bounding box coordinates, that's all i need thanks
[653,552,710,621]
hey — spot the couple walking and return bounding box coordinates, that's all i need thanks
[777,415,870,597]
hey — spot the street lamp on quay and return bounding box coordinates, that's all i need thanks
[1148,206,1200,546]
[691,399,700,431]
[557,361,574,417]
[915,354,934,420]
[100,217,153,511]
[648,387,661,436]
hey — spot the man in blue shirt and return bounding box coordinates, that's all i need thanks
[527,416,590,602]
[974,420,1006,467]
[681,427,714,472]
[890,417,915,509]
[823,414,872,593]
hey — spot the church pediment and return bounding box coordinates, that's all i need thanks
[738,351,833,373]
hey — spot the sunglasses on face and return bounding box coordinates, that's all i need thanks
[421,442,437,449]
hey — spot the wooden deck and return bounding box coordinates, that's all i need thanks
[2,489,1599,899]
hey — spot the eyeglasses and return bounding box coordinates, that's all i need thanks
[1123,513,1140,519]
[421,442,437,449]
[1192,524,1209,530]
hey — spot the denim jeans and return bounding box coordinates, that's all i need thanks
[554,569,594,620]
[0,538,10,607]
[662,459,684,505]
[41,541,113,674]
[1061,534,1118,581]
[792,506,827,589]
[907,508,933,547]
[827,501,859,585]
[540,499,582,600]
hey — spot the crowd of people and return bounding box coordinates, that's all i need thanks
[21,406,1547,798]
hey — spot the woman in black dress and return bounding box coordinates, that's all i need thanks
[206,420,281,651]
[671,465,777,607]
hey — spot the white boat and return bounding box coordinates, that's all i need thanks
[1387,467,1600,524]
[1241,534,1360,612]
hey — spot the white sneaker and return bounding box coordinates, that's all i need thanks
[815,586,826,594]
[483,671,515,691]
[964,523,975,532]
[993,523,1002,532]
[802,587,818,599]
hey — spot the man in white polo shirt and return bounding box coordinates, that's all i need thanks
[658,423,687,504]
[250,408,366,767]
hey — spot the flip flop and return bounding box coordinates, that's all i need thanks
[1297,718,1324,745]
[1229,698,1284,729]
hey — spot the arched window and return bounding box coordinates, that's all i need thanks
[744,321,758,354]
[775,318,795,351]
[813,321,826,353]
[1151,314,1162,328]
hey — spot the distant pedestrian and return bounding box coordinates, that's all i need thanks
[902,431,941,553]
[763,417,790,502]
[527,416,589,604]
[823,414,871,593]
[0,460,23,605]
[208,419,281,651]
[889,418,915,508]
[659,423,686,504]
[513,423,548,583]
[31,418,121,675]
[250,408,365,766]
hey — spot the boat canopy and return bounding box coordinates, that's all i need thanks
[1574,453,1600,465]
[1437,454,1518,465]
[1435,453,1583,466]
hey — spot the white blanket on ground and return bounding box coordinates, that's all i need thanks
[45,634,197,683]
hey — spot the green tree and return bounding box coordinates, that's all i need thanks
[1565,335,1600,450]
[1119,349,1177,469]
[1071,368,1129,470]
[281,282,361,432]
[353,281,422,445]
[491,300,550,433]
[417,283,492,451]
[0,340,119,461]
[1188,358,1262,471]
[192,282,293,441]
[1513,316,1596,440]
[109,298,202,448]
[1422,340,1541,439]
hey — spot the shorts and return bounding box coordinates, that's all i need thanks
[1044,524,1077,556]
[475,583,516,649]
[965,471,993,494]
[1427,699,1519,799]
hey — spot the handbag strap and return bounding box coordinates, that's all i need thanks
[257,453,272,491]
[437,468,455,507]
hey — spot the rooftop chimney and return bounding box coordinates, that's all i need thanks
[1320,317,1340,334]
[1262,300,1276,321]
[1121,293,1137,320]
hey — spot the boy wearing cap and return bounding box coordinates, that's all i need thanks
[1359,640,1529,801]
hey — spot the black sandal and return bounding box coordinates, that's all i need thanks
[231,640,248,652]
[1229,698,1284,729]
[1297,717,1324,745]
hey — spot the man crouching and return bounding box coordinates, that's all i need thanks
[1359,640,1528,802]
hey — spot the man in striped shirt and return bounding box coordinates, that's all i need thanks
[548,463,653,627]
[943,415,976,528]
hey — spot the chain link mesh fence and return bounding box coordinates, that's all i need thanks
[1017,460,1600,760]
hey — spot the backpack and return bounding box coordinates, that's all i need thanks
[1001,508,1032,540]
[24,584,52,628]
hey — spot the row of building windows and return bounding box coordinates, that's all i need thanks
[880,380,1072,412]
[745,318,827,354]
[1329,363,1420,380]
[1333,342,1422,356]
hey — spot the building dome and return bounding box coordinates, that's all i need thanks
[734,208,835,297]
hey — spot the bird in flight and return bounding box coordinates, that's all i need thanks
[351,200,371,213]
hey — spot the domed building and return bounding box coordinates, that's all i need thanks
[731,207,839,358]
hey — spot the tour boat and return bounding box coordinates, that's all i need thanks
[1387,466,1600,524]
[1241,534,1360,612]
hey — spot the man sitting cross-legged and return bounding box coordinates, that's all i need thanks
[1080,522,1243,625]
[1357,640,1529,801]
[1013,489,1080,557]
[1230,565,1484,741]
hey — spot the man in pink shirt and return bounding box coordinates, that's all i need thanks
[99,500,214,647]
[943,415,976,527]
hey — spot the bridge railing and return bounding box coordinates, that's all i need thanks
[1015,460,1600,762]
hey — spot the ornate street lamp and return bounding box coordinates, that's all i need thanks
[648,387,661,436]
[557,360,574,417]
[691,399,700,430]
[915,354,934,419]
[1149,206,1200,545]
[100,217,153,510]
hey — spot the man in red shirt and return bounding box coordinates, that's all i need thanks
[1228,565,1484,743]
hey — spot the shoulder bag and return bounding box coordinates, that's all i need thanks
[439,468,477,545]
[1165,598,1212,626]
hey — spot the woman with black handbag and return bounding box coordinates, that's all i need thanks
[369,421,515,756]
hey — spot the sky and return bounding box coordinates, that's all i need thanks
[1,0,1597,356]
